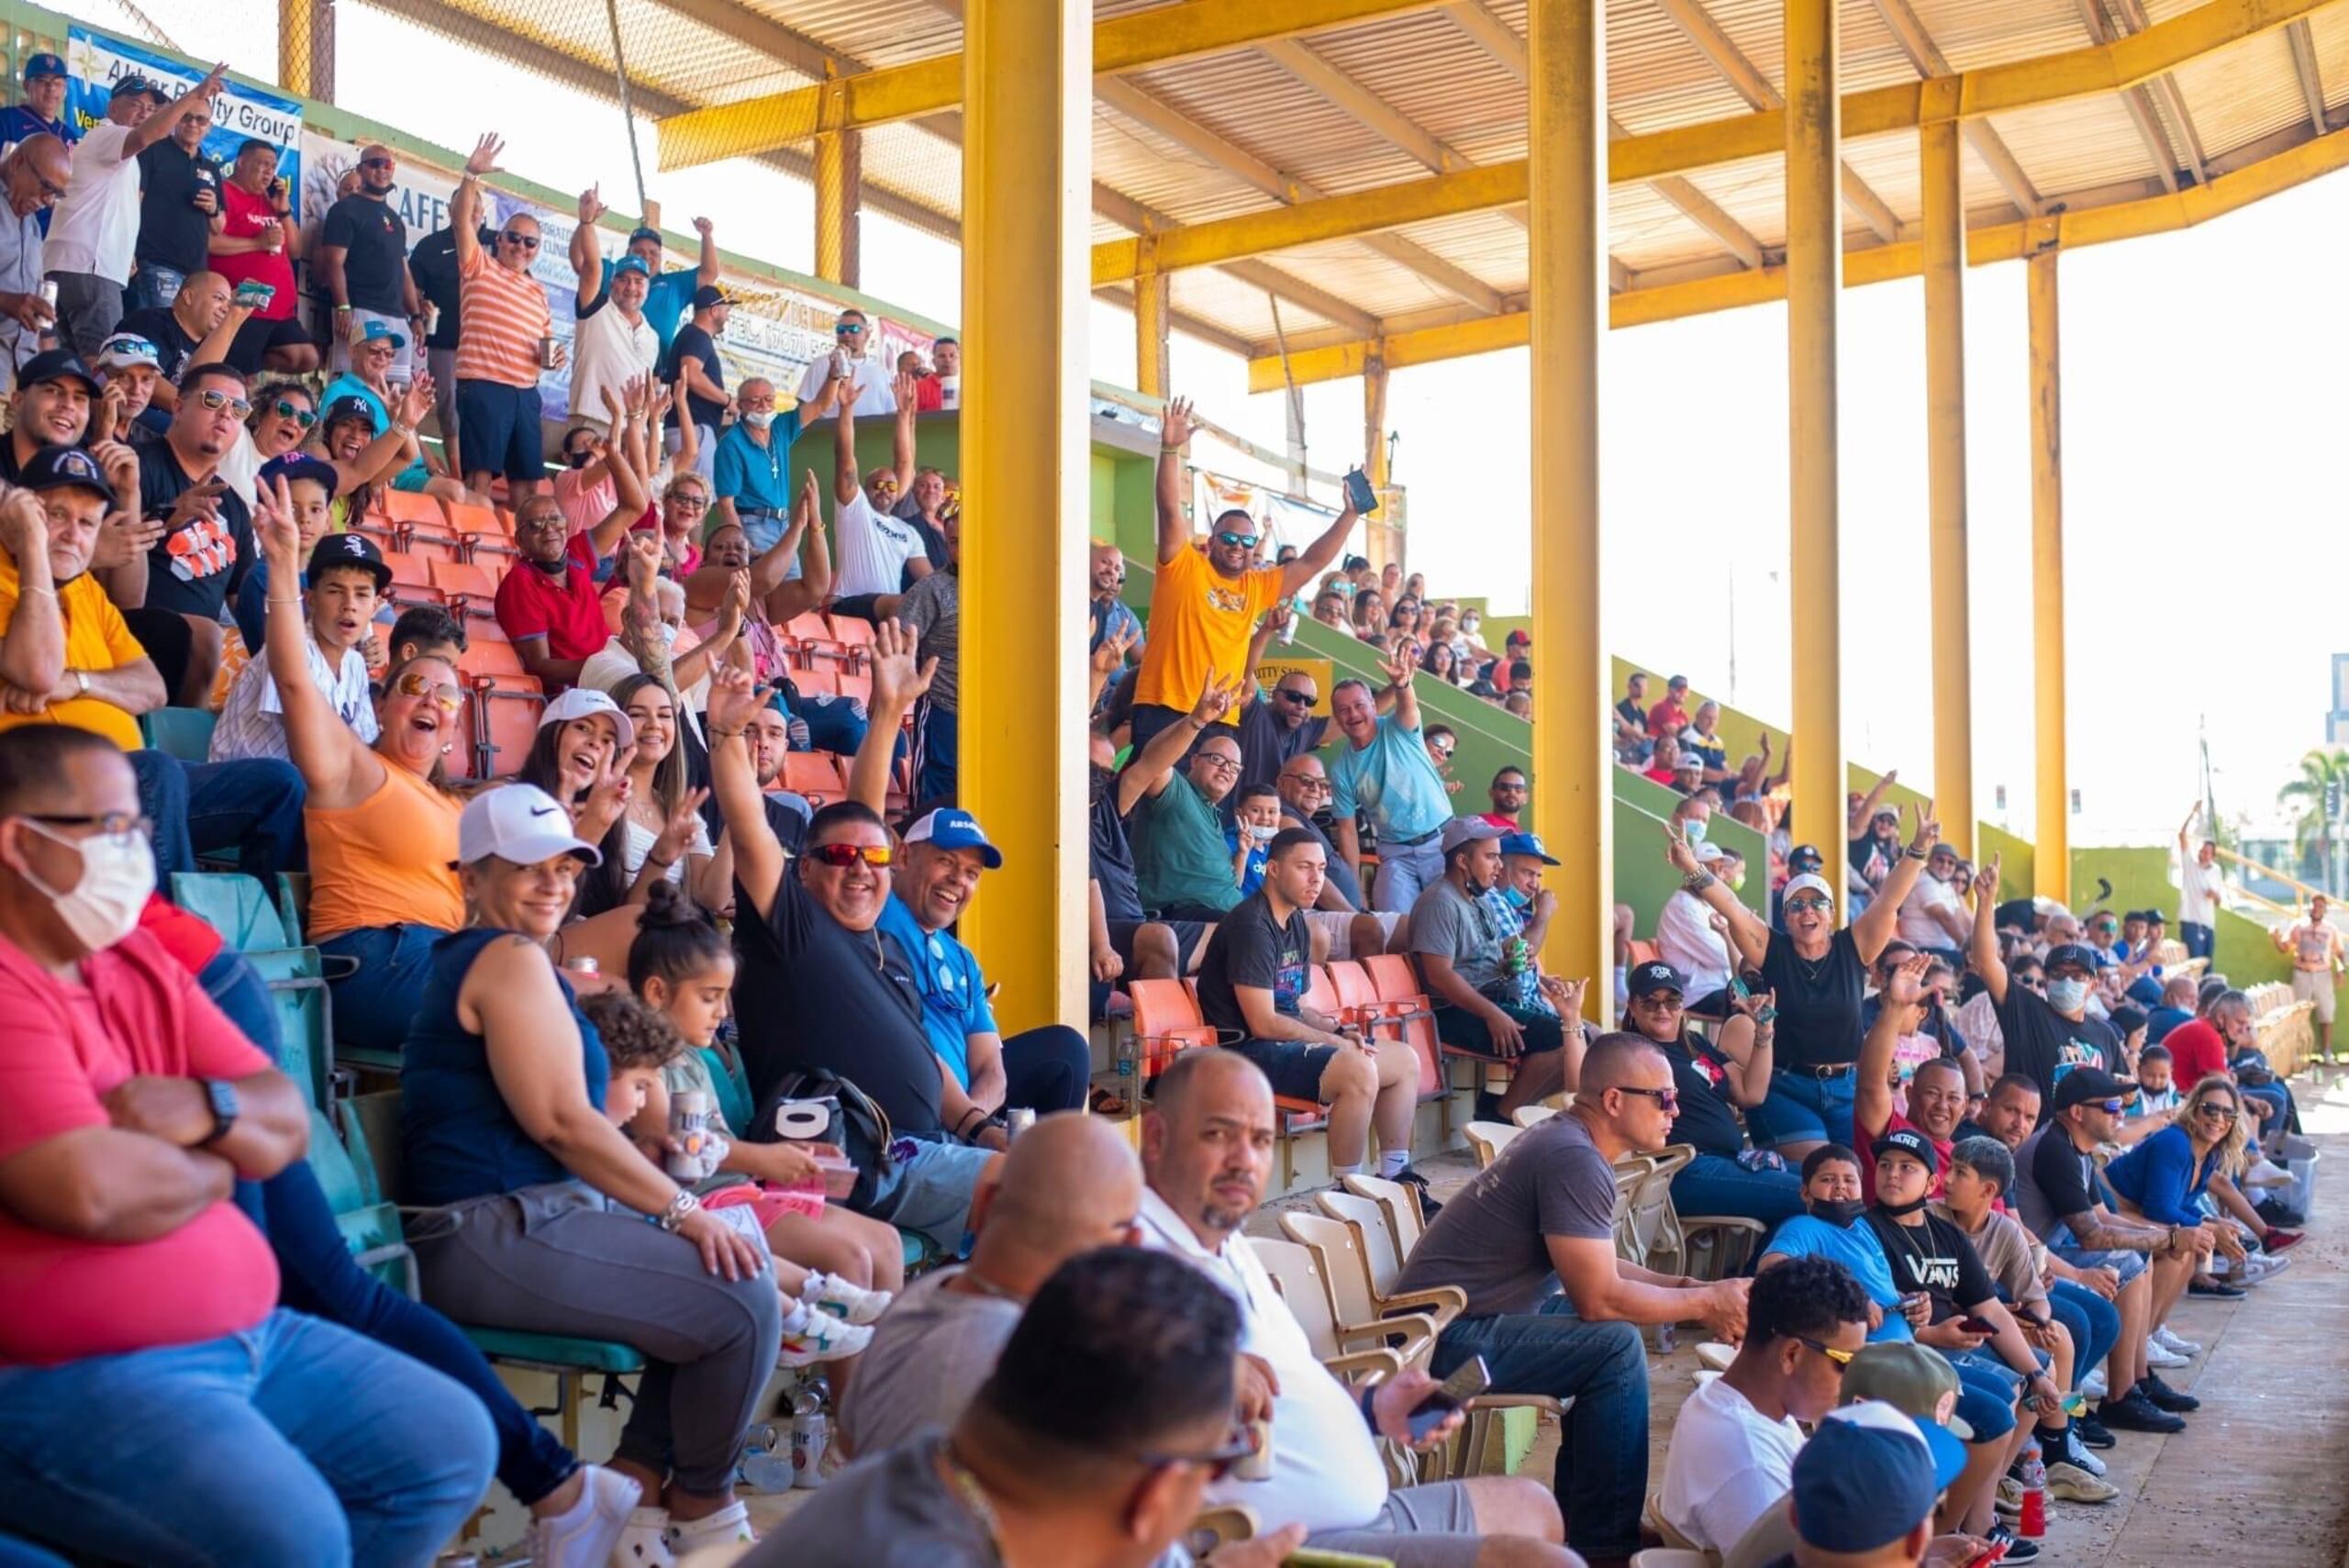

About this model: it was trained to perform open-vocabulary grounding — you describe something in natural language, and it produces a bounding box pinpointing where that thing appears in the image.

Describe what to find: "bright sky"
[84,0,2349,853]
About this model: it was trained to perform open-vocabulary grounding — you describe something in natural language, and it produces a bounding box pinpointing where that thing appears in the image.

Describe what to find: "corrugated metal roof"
[445,0,2349,353]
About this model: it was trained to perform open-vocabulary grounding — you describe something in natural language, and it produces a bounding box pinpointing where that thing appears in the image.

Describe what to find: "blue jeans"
[199,949,581,1507]
[1941,1352,2018,1441]
[1670,1151,1807,1232]
[2180,921,2214,961]
[2044,1222,2149,1286]
[1369,833,1445,915]
[0,1308,494,1567]
[1431,1300,1649,1560]
[318,922,451,1058]
[1001,1024,1093,1114]
[917,699,957,805]
[1746,1066,1857,1151]
[2047,1280,2120,1390]
[133,750,308,883]
[2239,1080,2295,1137]
[126,261,187,314]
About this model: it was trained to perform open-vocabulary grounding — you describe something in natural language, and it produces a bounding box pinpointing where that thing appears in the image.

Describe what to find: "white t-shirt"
[798,352,899,419]
[1656,888,1733,998]
[208,633,377,763]
[1657,1374,1805,1554]
[1897,873,1967,951]
[2179,856,2219,925]
[1137,1188,1389,1532]
[45,123,143,283]
[831,489,921,599]
[570,295,660,431]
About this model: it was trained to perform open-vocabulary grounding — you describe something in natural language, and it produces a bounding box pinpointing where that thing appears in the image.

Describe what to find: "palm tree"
[2277,748,2349,891]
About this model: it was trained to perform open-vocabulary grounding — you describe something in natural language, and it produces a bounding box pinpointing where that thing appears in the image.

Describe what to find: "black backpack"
[746,1066,896,1209]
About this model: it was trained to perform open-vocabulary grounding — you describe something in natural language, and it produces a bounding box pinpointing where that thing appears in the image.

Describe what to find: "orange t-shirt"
[1132,546,1285,715]
[304,762,464,941]
[0,550,148,751]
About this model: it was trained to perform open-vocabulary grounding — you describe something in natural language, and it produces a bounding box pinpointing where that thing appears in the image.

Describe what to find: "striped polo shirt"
[455,243,551,387]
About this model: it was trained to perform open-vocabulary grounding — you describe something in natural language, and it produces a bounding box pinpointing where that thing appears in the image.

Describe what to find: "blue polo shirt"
[711,413,802,516]
[1329,714,1452,843]
[874,891,996,1091]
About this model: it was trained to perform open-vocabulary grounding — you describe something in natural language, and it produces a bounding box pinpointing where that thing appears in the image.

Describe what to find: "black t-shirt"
[1614,696,1643,731]
[662,322,725,429]
[1758,926,1868,1071]
[117,306,199,384]
[731,873,941,1130]
[902,514,948,591]
[1658,1031,1746,1158]
[1993,986,2120,1107]
[409,226,484,351]
[136,441,253,621]
[321,194,410,315]
[2028,1124,2103,1227]
[1862,1207,1996,1320]
[1278,806,1365,911]
[1091,792,1145,924]
[1196,892,1309,1040]
[1234,695,1329,799]
[135,140,218,273]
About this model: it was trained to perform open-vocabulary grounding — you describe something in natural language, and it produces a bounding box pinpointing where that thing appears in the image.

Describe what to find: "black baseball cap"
[692,284,729,309]
[2043,942,2100,978]
[306,528,392,592]
[1789,842,1824,872]
[109,73,168,104]
[1870,1127,1940,1174]
[16,444,116,507]
[1628,961,1686,1000]
[2053,1067,2131,1114]
[18,347,98,397]
[260,451,340,500]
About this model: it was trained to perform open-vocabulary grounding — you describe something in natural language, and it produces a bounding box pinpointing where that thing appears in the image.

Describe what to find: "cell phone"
[1342,466,1379,516]
[1405,1355,1488,1441]
[235,281,276,308]
[1963,1540,2009,1568]
[268,175,287,197]
[1956,1315,1997,1335]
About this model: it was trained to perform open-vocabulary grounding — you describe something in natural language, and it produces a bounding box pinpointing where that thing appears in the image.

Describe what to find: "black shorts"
[828,592,885,623]
[228,314,313,373]
[1432,1003,1568,1060]
[454,377,545,483]
[1224,1039,1337,1103]
[1106,917,1209,973]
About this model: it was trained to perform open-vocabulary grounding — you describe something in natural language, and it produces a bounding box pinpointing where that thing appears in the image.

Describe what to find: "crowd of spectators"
[0,62,2320,1568]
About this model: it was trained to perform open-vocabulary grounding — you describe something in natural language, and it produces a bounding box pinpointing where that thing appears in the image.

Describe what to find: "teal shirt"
[1130,773,1243,916]
[1329,714,1452,842]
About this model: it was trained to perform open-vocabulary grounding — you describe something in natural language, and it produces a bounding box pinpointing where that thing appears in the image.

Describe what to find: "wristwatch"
[195,1077,239,1146]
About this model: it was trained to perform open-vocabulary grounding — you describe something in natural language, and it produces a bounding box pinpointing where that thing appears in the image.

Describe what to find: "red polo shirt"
[494,531,609,671]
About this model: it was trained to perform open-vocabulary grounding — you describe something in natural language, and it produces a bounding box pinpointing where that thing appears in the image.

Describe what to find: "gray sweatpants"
[1371,833,1446,914]
[47,270,122,362]
[409,1182,783,1495]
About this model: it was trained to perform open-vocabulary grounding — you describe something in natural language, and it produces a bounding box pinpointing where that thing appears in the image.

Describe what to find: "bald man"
[0,133,71,372]
[839,1113,1143,1459]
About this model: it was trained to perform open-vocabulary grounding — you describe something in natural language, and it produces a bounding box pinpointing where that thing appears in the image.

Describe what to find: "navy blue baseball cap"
[904,806,1001,869]
[17,444,116,507]
[1628,961,1686,1000]
[22,52,65,83]
[1498,831,1558,865]
[260,451,340,500]
[1789,1402,1960,1552]
[108,73,167,104]
[628,226,662,246]
[306,527,390,591]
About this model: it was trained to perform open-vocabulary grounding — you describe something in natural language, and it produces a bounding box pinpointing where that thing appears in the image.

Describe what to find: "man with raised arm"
[827,370,927,620]
[1328,649,1455,913]
[449,131,558,501]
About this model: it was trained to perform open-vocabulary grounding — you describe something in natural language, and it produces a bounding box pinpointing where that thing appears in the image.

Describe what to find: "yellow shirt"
[0,548,148,751]
[1132,545,1286,714]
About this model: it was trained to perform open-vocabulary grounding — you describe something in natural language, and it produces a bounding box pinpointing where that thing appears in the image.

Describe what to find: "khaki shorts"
[2293,966,2336,1024]
[1305,1481,1482,1567]
[1302,908,1404,961]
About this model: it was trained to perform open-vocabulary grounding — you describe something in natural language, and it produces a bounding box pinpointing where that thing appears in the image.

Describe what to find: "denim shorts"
[867,1134,994,1251]
[2044,1222,2150,1286]
[1225,1039,1337,1102]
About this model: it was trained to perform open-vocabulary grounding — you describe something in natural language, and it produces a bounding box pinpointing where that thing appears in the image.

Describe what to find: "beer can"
[563,955,599,975]
[667,1089,712,1181]
[422,301,440,338]
[37,279,56,311]
[1005,1107,1036,1140]
[538,335,559,369]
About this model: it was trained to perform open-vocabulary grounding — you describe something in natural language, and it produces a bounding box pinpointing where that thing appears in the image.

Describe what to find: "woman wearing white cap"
[403,782,780,1563]
[1666,800,1940,1160]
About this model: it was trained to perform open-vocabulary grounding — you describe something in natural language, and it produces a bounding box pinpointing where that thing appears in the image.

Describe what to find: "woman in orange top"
[255,469,466,1057]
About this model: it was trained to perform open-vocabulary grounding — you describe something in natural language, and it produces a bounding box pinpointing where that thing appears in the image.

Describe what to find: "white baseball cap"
[538,686,636,752]
[460,784,604,868]
[1784,872,1835,906]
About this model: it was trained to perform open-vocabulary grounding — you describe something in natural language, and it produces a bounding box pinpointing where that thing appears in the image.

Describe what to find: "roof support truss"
[1869,0,2043,217]
[2288,17,2331,134]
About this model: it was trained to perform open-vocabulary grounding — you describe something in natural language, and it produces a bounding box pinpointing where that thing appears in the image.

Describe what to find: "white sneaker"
[663,1500,755,1560]
[2244,1252,2294,1281]
[2244,1157,2294,1188]
[525,1464,640,1568]
[778,1312,874,1367]
[2143,1339,2190,1369]
[2047,1462,2120,1504]
[2152,1326,2201,1357]
[2079,1368,2108,1400]
[802,1270,894,1326]
[610,1505,675,1568]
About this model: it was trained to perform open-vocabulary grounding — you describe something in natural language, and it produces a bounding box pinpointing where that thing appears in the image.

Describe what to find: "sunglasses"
[836,322,865,335]
[1797,1335,1856,1369]
[1632,993,1685,1010]
[361,157,395,169]
[2194,1102,2239,1122]
[499,230,540,250]
[807,842,893,869]
[195,388,253,417]
[2088,1098,2126,1116]
[1215,531,1261,549]
[1617,1085,1679,1112]
[1137,1429,1260,1485]
[1785,896,1831,914]
[1282,775,1330,794]
[391,670,463,713]
[271,399,317,428]
[1275,689,1316,706]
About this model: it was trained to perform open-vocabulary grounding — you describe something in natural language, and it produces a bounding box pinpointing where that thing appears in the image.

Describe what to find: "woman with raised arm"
[1664,797,1938,1159]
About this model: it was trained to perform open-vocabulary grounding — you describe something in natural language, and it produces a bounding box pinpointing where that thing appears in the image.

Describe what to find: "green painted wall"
[1979,824,2036,906]
[1614,768,1766,916]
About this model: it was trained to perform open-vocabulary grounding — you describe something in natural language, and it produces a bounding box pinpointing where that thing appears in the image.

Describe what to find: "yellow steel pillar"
[1134,268,1170,400]
[1921,120,1972,859]
[813,122,863,290]
[278,0,331,100]
[2029,244,2069,903]
[1363,357,1393,570]
[1527,0,1609,1019]
[958,0,1090,1032]
[1786,0,1844,922]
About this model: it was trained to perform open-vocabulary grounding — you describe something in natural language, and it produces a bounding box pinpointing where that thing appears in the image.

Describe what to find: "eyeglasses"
[1784,896,1831,914]
[667,494,710,512]
[836,322,865,335]
[1136,1429,1260,1485]
[2194,1102,2239,1122]
[27,171,65,201]
[1194,751,1242,775]
[1275,689,1316,706]
[271,399,317,428]
[195,388,253,417]
[1617,1085,1679,1112]
[360,157,395,170]
[807,842,893,869]
[499,230,540,250]
[1796,1336,1856,1369]
[24,810,152,839]
[390,670,463,713]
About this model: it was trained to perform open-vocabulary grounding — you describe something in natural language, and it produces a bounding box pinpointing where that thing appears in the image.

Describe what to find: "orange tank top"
[305,762,464,941]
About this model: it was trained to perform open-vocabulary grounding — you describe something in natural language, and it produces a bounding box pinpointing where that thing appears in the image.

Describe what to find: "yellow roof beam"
[655,0,1444,170]
[1096,0,2337,288]
[1244,117,2349,389]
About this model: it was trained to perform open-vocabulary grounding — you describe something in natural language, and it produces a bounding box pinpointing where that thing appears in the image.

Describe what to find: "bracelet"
[333,304,351,314]
[655,1187,700,1233]
[267,595,302,605]
[18,584,54,597]
[1904,845,1929,862]
[707,726,743,740]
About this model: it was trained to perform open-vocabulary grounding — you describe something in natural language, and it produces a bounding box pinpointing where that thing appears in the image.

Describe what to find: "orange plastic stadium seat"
[458,637,526,681]
[405,527,462,564]
[782,752,845,805]
[381,489,449,533]
[471,674,545,776]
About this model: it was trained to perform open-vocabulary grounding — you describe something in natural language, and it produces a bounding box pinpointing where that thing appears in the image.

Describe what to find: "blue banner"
[64,27,305,217]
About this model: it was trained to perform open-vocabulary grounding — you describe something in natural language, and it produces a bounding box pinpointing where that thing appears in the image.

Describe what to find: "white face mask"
[2045,976,2089,1013]
[742,409,775,429]
[19,821,155,951]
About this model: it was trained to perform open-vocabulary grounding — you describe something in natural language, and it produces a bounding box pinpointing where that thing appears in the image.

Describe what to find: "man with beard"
[136,361,255,705]
[492,460,648,695]
[317,141,425,377]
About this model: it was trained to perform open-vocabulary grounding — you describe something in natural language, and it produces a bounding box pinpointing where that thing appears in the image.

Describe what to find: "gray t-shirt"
[1406,877,1508,995]
[742,1429,991,1567]
[839,1269,1021,1459]
[1392,1111,1618,1317]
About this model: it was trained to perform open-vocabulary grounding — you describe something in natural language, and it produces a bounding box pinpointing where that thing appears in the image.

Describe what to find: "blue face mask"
[2046,977,2089,1013]
[1501,885,1530,911]
[1682,817,1708,845]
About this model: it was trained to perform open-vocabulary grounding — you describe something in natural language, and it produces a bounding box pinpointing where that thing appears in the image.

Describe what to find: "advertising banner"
[1253,655,1334,717]
[67,28,303,214]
